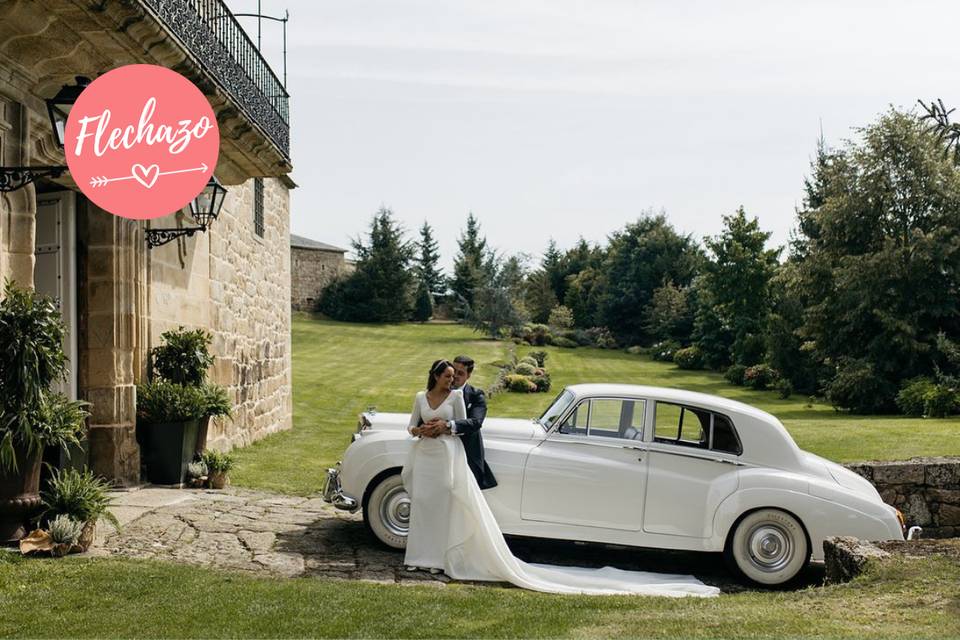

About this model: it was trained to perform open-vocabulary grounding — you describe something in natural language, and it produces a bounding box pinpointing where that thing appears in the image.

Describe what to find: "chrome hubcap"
[379,484,410,537]
[746,524,793,572]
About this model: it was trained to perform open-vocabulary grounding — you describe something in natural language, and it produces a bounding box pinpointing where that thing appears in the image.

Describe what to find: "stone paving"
[93,486,793,592]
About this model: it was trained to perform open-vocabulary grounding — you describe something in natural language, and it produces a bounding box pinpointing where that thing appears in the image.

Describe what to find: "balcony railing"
[140,0,290,159]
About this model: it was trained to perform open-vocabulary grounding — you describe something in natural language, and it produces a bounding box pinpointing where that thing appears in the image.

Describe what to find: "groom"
[420,355,498,490]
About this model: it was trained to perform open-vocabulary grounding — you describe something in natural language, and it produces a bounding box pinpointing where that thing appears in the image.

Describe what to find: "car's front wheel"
[725,508,809,586]
[363,473,409,549]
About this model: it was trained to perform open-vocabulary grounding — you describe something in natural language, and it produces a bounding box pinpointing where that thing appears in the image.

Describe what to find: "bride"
[402,359,719,597]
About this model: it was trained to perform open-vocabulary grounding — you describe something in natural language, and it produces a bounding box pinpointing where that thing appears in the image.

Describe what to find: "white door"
[34,192,77,400]
[520,398,648,531]
[642,401,741,538]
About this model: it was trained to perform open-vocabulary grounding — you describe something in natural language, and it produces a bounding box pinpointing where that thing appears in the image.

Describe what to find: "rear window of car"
[653,401,742,455]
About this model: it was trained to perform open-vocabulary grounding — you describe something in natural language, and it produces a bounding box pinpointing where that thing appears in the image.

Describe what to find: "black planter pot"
[0,443,43,543]
[138,420,200,485]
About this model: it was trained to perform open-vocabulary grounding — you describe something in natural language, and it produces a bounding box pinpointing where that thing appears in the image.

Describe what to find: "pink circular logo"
[65,64,219,220]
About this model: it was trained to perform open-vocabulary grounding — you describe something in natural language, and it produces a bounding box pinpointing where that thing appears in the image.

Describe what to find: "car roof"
[565,383,779,423]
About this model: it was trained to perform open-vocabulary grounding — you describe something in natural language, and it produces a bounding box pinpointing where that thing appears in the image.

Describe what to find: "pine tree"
[451,212,490,311]
[413,279,434,322]
[416,221,445,297]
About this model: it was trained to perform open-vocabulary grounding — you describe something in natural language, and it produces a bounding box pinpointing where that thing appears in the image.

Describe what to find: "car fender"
[339,431,411,500]
[712,473,903,561]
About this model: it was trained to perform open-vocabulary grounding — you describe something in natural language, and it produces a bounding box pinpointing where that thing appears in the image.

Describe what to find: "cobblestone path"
[96,487,789,591]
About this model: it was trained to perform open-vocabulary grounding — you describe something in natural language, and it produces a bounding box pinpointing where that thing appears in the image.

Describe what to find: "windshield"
[538,389,575,429]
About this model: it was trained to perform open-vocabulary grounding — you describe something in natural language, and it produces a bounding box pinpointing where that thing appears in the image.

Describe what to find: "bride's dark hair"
[427,359,453,391]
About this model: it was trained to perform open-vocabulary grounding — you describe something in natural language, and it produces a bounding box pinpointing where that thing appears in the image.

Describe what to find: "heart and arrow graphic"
[88,162,209,189]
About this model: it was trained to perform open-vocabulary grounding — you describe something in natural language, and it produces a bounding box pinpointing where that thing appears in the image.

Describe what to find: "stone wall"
[290,246,347,311]
[146,177,292,453]
[846,457,960,538]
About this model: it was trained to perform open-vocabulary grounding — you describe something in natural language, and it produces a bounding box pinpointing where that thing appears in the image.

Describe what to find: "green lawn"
[1,552,957,639]
[232,315,960,496]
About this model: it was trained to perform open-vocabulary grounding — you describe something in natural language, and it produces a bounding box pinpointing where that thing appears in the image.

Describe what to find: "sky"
[227,0,960,269]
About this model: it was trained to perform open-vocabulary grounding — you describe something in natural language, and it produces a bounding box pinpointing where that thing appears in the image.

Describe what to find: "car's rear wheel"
[725,508,809,586]
[363,473,409,549]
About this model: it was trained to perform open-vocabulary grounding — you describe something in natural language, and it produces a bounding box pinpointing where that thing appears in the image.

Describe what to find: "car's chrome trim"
[544,434,647,451]
[321,465,359,512]
[647,446,747,466]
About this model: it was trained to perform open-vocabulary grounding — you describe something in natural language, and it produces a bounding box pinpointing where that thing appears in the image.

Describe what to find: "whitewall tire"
[363,473,409,549]
[726,509,809,586]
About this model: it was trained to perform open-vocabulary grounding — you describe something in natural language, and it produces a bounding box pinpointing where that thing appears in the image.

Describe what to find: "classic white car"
[323,384,905,585]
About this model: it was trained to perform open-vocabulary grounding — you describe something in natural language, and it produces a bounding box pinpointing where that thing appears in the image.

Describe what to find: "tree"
[467,255,528,339]
[412,279,433,322]
[643,279,694,343]
[698,207,781,366]
[790,108,960,412]
[451,213,491,312]
[318,207,415,322]
[523,269,557,323]
[416,221,445,298]
[599,214,702,344]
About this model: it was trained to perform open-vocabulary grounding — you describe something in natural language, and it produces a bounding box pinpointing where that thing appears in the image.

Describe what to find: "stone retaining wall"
[845,457,960,538]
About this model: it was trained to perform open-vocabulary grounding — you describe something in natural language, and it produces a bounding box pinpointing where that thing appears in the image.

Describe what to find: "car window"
[539,390,575,429]
[654,401,741,455]
[558,398,645,440]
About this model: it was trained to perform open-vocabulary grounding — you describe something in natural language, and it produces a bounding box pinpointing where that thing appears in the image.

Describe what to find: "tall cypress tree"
[416,221,445,297]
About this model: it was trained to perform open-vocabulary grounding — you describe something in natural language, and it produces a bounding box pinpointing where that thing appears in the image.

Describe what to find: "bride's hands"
[418,419,449,438]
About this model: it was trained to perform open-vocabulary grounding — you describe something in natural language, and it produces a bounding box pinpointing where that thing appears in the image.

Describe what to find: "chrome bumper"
[322,464,359,512]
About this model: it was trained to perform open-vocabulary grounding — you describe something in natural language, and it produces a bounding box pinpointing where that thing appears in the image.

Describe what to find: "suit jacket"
[452,384,498,490]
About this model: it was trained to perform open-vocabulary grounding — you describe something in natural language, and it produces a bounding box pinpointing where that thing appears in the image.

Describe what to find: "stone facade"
[0,0,294,484]
[846,457,960,538]
[290,235,349,311]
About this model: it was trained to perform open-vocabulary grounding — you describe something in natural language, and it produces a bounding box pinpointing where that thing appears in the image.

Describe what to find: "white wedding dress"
[401,389,720,597]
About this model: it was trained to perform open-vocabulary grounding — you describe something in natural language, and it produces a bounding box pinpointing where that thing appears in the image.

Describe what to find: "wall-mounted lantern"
[145,176,228,248]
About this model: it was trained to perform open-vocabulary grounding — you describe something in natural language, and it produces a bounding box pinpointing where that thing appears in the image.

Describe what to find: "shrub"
[518,356,539,368]
[673,346,704,370]
[519,323,551,346]
[650,340,681,362]
[825,359,896,414]
[744,364,780,390]
[137,380,207,423]
[626,345,646,355]
[513,363,536,376]
[550,337,578,349]
[896,377,935,416]
[48,514,83,546]
[586,327,618,349]
[570,329,593,346]
[504,374,538,393]
[776,378,793,399]
[724,364,747,386]
[201,450,235,474]
[924,385,959,418]
[530,372,552,392]
[528,351,548,367]
[150,326,214,385]
[40,467,119,530]
[547,305,574,330]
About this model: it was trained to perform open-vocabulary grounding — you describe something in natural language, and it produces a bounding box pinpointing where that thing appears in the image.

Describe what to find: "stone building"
[0,0,294,484]
[290,234,349,311]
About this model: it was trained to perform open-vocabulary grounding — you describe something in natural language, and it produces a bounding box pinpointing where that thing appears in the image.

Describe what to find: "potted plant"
[186,460,208,488]
[0,280,88,542]
[48,514,83,557]
[201,450,235,489]
[147,327,231,458]
[39,466,119,551]
[136,380,206,485]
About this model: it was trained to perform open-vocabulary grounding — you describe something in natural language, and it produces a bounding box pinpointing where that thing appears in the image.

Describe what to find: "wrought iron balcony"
[141,0,290,158]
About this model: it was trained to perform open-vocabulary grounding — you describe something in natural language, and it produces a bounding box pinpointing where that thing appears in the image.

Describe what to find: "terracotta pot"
[78,520,96,552]
[208,471,229,490]
[0,443,43,543]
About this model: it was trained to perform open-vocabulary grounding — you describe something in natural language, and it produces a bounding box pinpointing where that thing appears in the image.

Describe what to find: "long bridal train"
[401,436,720,597]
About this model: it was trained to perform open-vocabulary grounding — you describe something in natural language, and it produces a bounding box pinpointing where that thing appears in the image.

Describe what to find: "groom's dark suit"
[452,384,498,490]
